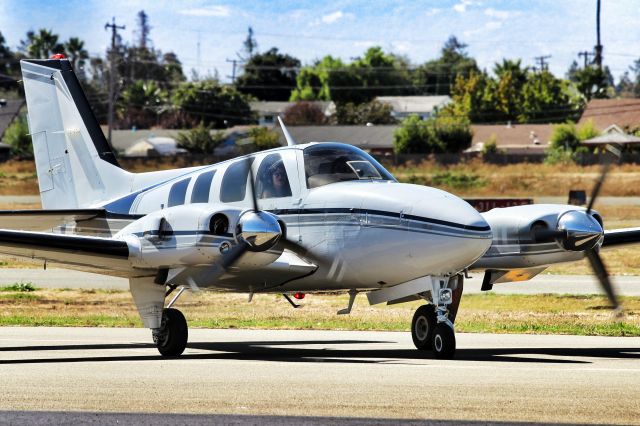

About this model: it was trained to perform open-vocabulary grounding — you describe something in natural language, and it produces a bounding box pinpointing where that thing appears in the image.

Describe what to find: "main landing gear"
[410,274,463,359]
[152,308,188,356]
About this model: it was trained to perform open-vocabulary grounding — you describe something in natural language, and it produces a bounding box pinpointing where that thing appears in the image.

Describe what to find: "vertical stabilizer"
[20,59,132,209]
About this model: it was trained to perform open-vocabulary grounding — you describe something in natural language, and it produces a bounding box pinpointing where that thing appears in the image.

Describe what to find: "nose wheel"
[152,308,188,356]
[432,322,456,359]
[411,305,437,350]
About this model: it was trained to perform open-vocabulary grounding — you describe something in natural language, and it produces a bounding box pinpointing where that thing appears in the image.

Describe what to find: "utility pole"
[226,58,239,83]
[578,51,594,67]
[534,55,551,72]
[594,0,603,69]
[105,17,125,148]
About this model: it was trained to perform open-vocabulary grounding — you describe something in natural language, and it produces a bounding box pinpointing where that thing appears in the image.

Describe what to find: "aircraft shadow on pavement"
[1,339,639,365]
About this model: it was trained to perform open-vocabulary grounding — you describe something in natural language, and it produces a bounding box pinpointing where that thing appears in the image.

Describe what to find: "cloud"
[179,5,230,17]
[453,0,481,13]
[463,20,503,37]
[426,8,442,17]
[322,11,345,24]
[484,8,519,20]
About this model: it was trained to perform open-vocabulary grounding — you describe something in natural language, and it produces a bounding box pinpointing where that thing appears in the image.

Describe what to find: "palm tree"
[25,29,64,58]
[64,37,89,74]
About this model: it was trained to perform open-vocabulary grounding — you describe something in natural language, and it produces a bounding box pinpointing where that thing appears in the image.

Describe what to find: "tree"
[283,102,327,125]
[334,100,397,124]
[292,47,411,104]
[447,63,579,124]
[243,27,257,59]
[235,47,300,101]
[567,63,613,100]
[64,37,89,78]
[117,80,168,128]
[546,119,599,164]
[248,126,281,152]
[0,31,20,89]
[172,80,254,128]
[2,115,32,158]
[393,112,472,154]
[393,115,441,154]
[21,29,64,58]
[136,10,152,49]
[413,36,479,95]
[176,122,224,154]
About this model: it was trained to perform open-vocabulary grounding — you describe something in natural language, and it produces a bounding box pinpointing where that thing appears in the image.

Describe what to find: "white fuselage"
[106,144,492,292]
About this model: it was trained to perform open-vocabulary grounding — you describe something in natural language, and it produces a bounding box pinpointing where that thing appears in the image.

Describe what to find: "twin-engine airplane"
[2,58,639,358]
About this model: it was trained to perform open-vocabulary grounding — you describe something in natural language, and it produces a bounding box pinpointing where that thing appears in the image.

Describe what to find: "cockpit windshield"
[303,144,396,188]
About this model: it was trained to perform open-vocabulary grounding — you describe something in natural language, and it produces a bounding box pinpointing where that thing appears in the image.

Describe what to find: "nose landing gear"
[410,274,463,359]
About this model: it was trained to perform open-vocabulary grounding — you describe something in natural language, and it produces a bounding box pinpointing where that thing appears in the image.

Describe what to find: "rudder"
[20,59,131,209]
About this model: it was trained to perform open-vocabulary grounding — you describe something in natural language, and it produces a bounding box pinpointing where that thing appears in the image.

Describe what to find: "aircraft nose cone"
[557,210,603,251]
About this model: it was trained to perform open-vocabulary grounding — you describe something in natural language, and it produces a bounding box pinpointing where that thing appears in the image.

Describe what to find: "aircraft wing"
[0,228,132,273]
[602,227,640,248]
[0,209,105,231]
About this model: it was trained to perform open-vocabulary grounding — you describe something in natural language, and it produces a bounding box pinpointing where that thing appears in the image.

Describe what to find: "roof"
[581,124,640,145]
[578,99,640,130]
[278,125,397,150]
[250,101,336,116]
[0,99,25,140]
[375,96,451,114]
[123,136,187,157]
[466,124,553,154]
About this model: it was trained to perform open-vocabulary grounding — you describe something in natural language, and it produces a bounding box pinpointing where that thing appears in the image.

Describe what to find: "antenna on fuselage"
[278,116,297,146]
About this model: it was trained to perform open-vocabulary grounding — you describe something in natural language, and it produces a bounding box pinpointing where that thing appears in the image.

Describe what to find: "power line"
[105,17,125,148]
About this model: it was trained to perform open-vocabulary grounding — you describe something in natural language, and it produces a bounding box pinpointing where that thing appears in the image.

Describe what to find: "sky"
[1,0,639,83]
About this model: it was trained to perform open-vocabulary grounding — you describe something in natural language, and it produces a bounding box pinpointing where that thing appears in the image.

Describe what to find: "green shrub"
[2,114,32,158]
[176,122,224,154]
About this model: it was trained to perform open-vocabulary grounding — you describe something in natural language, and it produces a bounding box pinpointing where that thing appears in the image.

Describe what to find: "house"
[277,125,397,156]
[103,126,256,157]
[465,123,553,155]
[250,101,336,126]
[123,136,187,157]
[375,96,451,120]
[578,99,640,131]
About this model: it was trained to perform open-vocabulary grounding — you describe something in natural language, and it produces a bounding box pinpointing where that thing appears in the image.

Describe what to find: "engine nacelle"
[117,204,244,269]
[473,204,603,270]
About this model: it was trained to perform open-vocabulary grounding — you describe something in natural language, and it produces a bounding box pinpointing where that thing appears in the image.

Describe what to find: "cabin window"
[220,159,253,202]
[256,154,292,199]
[190,170,215,203]
[168,178,190,207]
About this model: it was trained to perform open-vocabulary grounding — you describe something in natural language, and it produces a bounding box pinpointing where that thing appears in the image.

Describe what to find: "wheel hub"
[415,316,429,341]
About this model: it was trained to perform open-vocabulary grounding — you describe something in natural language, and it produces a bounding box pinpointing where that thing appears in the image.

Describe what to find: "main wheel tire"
[154,308,188,357]
[432,323,456,359]
[411,305,437,350]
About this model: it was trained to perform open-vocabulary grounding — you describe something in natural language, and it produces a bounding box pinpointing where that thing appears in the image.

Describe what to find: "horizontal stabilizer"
[0,209,105,231]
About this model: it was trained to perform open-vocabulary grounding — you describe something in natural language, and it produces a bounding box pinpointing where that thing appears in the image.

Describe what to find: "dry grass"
[390,159,640,197]
[4,158,640,197]
[1,289,639,336]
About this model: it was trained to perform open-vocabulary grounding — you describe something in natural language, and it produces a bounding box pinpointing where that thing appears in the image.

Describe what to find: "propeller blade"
[586,143,621,214]
[585,248,620,310]
[220,240,250,269]
[245,157,259,212]
[586,162,610,214]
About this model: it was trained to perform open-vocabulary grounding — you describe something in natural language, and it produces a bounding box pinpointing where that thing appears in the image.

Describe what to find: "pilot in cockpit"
[259,159,292,199]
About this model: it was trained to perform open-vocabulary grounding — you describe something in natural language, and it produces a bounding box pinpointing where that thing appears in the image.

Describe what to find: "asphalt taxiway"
[0,328,638,424]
